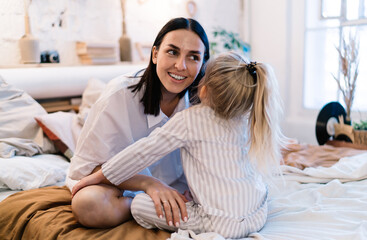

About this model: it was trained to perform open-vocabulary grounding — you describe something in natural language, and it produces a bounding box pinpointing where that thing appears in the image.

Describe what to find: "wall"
[0,0,242,66]
[1,0,341,144]
[246,0,319,144]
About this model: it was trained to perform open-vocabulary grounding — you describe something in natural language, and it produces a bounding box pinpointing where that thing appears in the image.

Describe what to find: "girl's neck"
[160,91,180,117]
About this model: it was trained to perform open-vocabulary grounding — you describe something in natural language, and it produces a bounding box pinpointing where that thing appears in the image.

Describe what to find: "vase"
[19,33,40,64]
[119,34,132,62]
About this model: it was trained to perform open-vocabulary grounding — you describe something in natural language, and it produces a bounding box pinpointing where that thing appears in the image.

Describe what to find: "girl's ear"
[152,46,158,64]
[199,85,207,101]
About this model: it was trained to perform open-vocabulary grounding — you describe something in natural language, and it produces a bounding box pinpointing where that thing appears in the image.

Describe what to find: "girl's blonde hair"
[199,51,285,176]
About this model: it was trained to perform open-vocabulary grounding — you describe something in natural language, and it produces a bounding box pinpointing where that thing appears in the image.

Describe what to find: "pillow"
[35,78,106,159]
[77,78,107,125]
[35,112,82,160]
[0,76,56,157]
[0,154,69,190]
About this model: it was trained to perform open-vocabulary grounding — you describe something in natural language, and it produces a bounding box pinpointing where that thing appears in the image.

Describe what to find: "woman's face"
[152,29,205,96]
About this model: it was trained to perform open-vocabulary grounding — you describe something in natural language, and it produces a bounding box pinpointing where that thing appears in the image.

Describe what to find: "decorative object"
[334,115,354,143]
[19,0,40,64]
[186,0,197,18]
[353,119,367,146]
[210,27,250,59]
[119,0,132,62]
[135,42,151,62]
[333,31,359,124]
[40,50,60,63]
[76,41,119,65]
[353,119,367,130]
[315,101,348,145]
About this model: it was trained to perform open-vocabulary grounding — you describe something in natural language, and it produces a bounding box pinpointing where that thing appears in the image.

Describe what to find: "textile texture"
[0,186,170,240]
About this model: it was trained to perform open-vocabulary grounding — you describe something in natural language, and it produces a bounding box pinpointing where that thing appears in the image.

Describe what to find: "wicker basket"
[353,130,367,145]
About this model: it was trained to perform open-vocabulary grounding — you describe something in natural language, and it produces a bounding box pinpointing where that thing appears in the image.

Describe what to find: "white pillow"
[0,76,56,156]
[0,154,69,190]
[34,78,106,160]
[78,78,107,125]
[35,112,82,158]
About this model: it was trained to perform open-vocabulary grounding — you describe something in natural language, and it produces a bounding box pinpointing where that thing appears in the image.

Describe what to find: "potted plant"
[210,28,250,59]
[353,119,367,145]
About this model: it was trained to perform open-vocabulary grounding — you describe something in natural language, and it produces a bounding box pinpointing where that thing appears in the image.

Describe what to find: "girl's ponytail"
[247,63,285,177]
[199,51,285,179]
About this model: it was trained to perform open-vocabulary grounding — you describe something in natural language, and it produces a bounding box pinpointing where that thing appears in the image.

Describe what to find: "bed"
[0,65,367,240]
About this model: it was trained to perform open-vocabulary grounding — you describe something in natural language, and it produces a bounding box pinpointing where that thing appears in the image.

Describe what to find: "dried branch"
[333,31,359,122]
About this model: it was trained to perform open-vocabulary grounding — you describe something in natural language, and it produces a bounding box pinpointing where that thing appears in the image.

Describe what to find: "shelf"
[0,61,148,69]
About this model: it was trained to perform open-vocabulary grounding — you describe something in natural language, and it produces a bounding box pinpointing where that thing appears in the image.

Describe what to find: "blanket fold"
[0,186,170,240]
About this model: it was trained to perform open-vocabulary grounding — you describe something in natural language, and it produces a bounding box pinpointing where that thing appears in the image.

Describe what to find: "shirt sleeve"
[68,78,135,180]
[102,111,187,185]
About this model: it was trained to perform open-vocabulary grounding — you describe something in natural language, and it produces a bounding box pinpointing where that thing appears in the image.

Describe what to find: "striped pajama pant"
[131,193,268,239]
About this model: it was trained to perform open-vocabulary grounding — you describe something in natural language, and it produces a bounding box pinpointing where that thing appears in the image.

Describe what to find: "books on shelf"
[78,55,118,65]
[76,41,119,65]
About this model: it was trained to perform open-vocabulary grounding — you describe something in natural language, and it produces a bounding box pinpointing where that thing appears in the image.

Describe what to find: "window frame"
[302,0,367,113]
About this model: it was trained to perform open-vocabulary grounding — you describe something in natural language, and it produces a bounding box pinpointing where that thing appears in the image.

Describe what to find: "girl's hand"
[145,179,188,227]
[71,169,107,197]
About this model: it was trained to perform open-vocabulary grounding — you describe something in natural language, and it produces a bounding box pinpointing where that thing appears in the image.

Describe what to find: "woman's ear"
[152,46,158,64]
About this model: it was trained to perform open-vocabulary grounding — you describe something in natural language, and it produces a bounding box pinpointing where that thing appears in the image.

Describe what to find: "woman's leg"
[71,184,132,228]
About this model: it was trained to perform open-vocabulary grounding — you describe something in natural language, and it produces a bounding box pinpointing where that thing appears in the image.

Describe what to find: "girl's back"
[180,104,267,220]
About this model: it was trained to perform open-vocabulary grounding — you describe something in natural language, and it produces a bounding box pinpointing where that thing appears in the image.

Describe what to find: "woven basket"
[353,130,367,145]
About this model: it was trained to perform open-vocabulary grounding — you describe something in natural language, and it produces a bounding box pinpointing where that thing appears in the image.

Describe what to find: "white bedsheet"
[0,189,19,202]
[170,153,367,240]
[246,178,367,240]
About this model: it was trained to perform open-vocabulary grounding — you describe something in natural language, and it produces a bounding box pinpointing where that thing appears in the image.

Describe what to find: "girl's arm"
[102,111,187,185]
[103,111,188,226]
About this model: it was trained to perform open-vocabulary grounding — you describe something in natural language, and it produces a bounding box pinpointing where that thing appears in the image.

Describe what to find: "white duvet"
[0,154,69,191]
[170,153,367,240]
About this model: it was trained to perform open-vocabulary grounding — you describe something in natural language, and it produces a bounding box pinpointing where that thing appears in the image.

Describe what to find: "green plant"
[353,119,367,130]
[210,28,251,58]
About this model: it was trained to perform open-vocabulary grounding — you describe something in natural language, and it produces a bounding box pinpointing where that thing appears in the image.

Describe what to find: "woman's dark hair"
[129,17,210,116]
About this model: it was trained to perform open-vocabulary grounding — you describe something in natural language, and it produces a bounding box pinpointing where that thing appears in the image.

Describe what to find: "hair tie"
[246,61,257,83]
[246,62,257,75]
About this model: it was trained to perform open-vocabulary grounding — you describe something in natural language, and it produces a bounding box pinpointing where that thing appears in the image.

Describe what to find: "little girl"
[72,51,285,238]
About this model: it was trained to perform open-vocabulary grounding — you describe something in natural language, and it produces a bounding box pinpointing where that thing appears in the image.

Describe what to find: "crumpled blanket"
[0,138,43,158]
[0,186,170,240]
[282,143,367,169]
[168,229,225,240]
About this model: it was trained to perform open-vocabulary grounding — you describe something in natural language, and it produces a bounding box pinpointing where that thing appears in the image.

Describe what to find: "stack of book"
[76,41,119,65]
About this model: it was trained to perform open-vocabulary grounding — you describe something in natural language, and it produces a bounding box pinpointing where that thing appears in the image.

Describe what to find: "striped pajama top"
[102,104,268,220]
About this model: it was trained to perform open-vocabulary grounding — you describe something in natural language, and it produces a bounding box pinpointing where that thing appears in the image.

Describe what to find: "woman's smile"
[168,72,187,82]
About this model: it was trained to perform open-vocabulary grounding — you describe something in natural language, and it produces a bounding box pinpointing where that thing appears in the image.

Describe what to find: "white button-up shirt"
[66,74,190,191]
[102,104,267,220]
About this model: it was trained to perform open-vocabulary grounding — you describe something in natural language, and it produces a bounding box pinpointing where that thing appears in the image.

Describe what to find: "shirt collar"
[147,91,190,129]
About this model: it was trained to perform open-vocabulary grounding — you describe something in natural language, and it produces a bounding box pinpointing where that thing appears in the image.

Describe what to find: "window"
[304,0,367,112]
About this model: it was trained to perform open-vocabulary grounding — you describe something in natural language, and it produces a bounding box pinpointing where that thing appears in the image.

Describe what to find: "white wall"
[246,0,319,144]
[1,0,341,144]
[0,0,242,66]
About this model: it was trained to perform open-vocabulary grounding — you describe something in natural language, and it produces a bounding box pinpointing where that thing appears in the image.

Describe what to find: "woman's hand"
[144,179,189,227]
[71,169,107,197]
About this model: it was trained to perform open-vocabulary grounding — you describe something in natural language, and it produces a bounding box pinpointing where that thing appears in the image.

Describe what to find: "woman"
[67,17,210,228]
